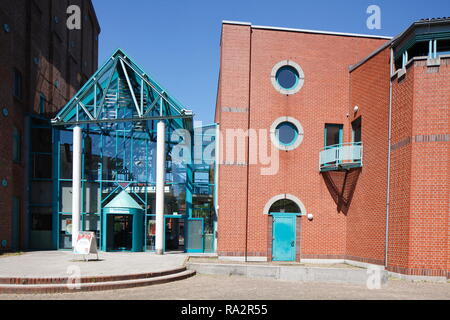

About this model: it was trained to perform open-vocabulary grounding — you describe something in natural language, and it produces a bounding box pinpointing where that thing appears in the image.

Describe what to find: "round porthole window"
[276,66,299,90]
[276,122,298,146]
[270,117,304,151]
[271,60,304,95]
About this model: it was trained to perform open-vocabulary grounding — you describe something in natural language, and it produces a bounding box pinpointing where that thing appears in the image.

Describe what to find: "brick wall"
[0,0,100,251]
[216,22,448,278]
[347,47,391,266]
[216,24,251,256]
[216,22,388,259]
[405,58,449,276]
[377,57,449,277]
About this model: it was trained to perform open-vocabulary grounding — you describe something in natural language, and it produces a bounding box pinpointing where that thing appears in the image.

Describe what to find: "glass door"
[186,218,204,253]
[107,215,133,251]
[165,217,185,252]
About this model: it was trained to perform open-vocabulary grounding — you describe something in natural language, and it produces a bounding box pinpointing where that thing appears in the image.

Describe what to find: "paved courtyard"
[1,274,449,300]
[0,251,186,277]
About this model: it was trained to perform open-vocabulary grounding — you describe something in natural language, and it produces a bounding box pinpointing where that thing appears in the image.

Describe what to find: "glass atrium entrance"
[50,49,217,254]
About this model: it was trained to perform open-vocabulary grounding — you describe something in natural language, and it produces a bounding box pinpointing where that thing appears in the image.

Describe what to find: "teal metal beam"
[52,114,193,126]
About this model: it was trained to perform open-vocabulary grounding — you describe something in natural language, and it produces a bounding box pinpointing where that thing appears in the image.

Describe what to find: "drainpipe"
[244,28,253,262]
[214,124,220,252]
[71,125,82,248]
[385,48,394,268]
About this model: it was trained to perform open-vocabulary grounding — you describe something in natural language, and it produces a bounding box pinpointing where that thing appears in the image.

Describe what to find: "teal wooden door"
[272,214,296,261]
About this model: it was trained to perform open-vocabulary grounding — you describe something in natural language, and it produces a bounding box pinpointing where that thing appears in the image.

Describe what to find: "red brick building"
[215,19,449,279]
[0,0,100,250]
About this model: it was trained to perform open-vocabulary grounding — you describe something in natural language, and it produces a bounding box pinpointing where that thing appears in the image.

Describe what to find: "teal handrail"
[319,142,363,171]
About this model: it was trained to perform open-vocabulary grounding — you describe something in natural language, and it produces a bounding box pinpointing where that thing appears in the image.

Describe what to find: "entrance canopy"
[51,49,193,132]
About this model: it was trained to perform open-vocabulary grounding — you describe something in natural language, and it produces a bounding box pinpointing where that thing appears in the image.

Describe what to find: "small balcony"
[319,142,363,172]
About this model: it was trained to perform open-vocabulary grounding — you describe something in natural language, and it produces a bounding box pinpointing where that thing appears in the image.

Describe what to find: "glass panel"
[437,39,450,56]
[32,154,52,179]
[325,124,342,147]
[84,182,101,213]
[186,220,203,251]
[269,199,301,213]
[108,215,132,251]
[31,181,52,205]
[165,218,184,251]
[352,118,362,143]
[276,122,298,145]
[276,66,298,89]
[60,181,73,213]
[59,215,72,249]
[194,171,209,184]
[146,217,156,251]
[31,207,52,231]
[204,233,214,252]
[39,94,46,114]
[31,127,52,153]
[59,130,73,179]
[102,133,117,181]
[165,184,186,215]
[83,214,100,248]
[84,131,101,181]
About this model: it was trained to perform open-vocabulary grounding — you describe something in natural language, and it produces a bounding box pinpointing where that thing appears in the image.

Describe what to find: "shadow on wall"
[321,168,361,214]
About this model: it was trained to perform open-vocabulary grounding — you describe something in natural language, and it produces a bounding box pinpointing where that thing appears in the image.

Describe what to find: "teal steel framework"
[48,49,217,253]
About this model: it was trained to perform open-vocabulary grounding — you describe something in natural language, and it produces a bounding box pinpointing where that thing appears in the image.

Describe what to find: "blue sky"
[92,0,450,123]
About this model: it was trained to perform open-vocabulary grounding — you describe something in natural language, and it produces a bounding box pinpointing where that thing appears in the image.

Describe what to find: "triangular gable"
[104,190,143,210]
[51,49,193,131]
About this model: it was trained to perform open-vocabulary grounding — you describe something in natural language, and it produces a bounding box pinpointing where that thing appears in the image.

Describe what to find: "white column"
[155,121,166,254]
[71,126,82,248]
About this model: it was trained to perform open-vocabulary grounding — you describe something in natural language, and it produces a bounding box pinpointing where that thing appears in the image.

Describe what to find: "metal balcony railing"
[319,142,363,172]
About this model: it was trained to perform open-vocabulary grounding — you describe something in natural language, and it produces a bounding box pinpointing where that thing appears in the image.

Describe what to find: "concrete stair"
[0,267,195,294]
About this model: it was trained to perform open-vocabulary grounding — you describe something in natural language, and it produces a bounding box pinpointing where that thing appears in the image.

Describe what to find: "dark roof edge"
[392,18,450,47]
[87,0,101,33]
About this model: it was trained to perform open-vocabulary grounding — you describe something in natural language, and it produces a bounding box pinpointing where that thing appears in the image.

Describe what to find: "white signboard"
[73,232,98,259]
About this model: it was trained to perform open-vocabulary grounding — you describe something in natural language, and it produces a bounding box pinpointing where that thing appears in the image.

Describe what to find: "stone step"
[0,269,195,294]
[0,266,187,286]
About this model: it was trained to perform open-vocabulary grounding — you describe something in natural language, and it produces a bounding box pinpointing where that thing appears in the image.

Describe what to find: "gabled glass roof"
[51,49,193,131]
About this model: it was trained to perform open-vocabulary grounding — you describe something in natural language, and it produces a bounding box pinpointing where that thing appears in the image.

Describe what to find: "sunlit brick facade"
[215,19,449,279]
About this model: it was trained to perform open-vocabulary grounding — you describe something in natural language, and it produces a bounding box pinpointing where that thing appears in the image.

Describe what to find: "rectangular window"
[13,68,22,99]
[39,93,46,114]
[324,124,343,147]
[13,127,21,162]
[352,117,362,143]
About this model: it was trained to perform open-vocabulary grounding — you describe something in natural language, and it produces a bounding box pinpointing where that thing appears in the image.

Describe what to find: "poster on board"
[73,231,98,258]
